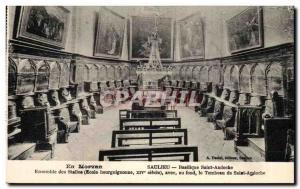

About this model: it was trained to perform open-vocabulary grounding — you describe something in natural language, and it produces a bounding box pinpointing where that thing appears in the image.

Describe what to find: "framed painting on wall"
[16,6,70,49]
[227,7,263,53]
[130,16,174,61]
[94,7,126,59]
[178,14,205,60]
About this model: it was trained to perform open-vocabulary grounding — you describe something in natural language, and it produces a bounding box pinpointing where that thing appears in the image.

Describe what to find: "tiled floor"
[53,103,240,161]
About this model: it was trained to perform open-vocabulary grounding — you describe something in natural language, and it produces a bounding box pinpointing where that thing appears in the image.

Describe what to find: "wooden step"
[236,146,265,162]
[8,143,36,160]
[248,138,265,157]
[27,150,52,160]
[8,128,22,139]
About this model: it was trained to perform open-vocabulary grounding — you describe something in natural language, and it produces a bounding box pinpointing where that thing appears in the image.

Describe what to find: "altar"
[137,70,172,90]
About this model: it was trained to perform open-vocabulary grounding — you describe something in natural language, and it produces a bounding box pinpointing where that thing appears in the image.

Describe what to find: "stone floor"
[53,103,240,161]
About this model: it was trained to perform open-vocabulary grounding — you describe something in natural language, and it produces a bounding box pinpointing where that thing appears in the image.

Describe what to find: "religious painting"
[16,6,70,49]
[94,7,126,59]
[178,14,205,60]
[227,7,263,53]
[130,16,174,60]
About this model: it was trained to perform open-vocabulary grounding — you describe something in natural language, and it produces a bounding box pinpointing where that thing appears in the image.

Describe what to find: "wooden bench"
[99,145,198,161]
[111,128,188,147]
[119,117,181,130]
[119,109,177,120]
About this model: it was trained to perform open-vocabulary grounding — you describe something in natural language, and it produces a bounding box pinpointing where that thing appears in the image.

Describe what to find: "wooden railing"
[119,117,181,130]
[99,145,198,161]
[111,128,188,147]
[119,109,177,119]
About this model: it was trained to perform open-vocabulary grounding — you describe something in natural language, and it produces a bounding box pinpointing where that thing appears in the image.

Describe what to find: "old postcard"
[6,5,295,184]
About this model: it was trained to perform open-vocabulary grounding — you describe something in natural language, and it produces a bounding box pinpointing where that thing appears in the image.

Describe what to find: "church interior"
[7,6,295,162]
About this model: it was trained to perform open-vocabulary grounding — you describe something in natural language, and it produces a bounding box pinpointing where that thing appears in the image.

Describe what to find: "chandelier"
[136,13,170,73]
[136,12,172,90]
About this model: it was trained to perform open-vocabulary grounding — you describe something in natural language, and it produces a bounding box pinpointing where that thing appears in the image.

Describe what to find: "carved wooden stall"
[58,61,72,103]
[115,66,123,90]
[77,63,92,123]
[52,60,82,143]
[9,56,56,160]
[82,64,98,118]
[98,64,108,97]
[84,64,99,93]
[102,65,116,107]
[230,44,294,162]
[191,66,201,110]
[8,59,22,159]
[206,65,229,124]
[121,65,131,100]
[213,65,239,137]
[88,64,101,115]
[8,58,21,147]
[262,62,291,161]
[184,66,194,105]
[70,62,85,98]
[198,66,215,116]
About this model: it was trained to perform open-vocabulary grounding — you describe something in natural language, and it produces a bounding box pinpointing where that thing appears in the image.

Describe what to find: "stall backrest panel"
[75,64,84,83]
[266,63,284,96]
[8,58,17,96]
[199,66,208,83]
[99,65,107,81]
[48,61,61,90]
[223,66,231,89]
[209,66,220,85]
[107,66,115,80]
[251,64,267,95]
[239,65,251,93]
[83,65,90,82]
[59,62,70,88]
[90,64,98,82]
[192,66,201,81]
[16,58,36,95]
[230,65,239,90]
[122,66,130,80]
[35,60,49,92]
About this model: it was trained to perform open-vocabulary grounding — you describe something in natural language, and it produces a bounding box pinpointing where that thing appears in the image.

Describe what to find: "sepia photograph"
[5,4,295,184]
